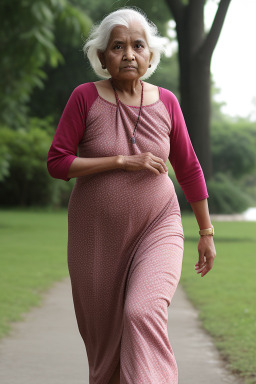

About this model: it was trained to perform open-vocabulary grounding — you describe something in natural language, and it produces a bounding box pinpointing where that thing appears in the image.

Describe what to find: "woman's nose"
[123,46,135,60]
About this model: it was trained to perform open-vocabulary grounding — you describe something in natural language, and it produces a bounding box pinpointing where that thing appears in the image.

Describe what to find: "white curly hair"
[83,7,168,80]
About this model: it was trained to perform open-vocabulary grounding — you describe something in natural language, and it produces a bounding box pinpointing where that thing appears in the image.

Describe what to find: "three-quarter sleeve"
[47,82,98,181]
[160,87,209,203]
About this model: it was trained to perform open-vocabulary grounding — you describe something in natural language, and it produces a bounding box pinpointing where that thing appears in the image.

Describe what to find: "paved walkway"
[0,277,243,384]
[210,208,256,222]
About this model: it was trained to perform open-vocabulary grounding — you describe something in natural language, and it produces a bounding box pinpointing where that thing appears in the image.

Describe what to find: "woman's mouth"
[122,65,136,69]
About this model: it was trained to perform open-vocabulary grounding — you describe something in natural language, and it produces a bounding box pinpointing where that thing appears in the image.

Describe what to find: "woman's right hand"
[117,152,168,175]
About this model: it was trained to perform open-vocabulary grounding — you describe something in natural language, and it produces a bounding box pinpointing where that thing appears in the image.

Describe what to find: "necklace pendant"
[109,78,142,146]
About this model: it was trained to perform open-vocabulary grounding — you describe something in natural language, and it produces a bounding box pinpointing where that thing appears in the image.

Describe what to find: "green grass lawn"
[0,209,255,383]
[180,215,256,384]
[0,209,69,338]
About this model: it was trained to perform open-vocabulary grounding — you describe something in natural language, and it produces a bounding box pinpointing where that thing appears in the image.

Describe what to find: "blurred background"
[0,0,255,214]
[0,0,256,382]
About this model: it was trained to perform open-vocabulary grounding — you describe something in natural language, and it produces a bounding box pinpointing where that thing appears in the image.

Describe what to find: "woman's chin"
[112,71,145,80]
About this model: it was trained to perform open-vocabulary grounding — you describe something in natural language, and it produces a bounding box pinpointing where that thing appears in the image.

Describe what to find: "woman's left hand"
[195,236,216,277]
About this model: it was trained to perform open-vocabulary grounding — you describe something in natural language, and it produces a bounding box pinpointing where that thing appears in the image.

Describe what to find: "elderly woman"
[47,7,216,384]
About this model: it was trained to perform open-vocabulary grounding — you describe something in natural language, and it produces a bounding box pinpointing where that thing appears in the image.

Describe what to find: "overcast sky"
[205,0,256,120]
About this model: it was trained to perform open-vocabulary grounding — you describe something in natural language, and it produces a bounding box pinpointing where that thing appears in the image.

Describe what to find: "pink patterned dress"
[47,82,208,384]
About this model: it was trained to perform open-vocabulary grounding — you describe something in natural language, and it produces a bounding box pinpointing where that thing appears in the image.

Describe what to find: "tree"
[29,2,92,122]
[164,0,232,179]
[0,0,62,128]
[0,0,91,129]
[29,0,179,122]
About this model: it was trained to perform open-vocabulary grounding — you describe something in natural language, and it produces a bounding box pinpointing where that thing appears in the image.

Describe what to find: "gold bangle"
[199,225,214,236]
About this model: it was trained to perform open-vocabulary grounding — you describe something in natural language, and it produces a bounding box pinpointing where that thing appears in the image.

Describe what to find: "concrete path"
[0,277,243,384]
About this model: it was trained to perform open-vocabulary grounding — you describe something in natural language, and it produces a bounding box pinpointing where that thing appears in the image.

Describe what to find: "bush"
[211,120,256,178]
[0,140,10,182]
[209,119,256,213]
[170,171,252,214]
[171,176,192,212]
[0,123,51,206]
[0,118,74,207]
[207,173,252,214]
[49,178,75,208]
[238,173,256,203]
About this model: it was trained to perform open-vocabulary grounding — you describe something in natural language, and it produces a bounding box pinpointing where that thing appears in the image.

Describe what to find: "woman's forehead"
[108,23,147,43]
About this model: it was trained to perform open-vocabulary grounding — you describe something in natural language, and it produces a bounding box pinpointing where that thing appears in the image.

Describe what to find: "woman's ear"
[97,51,106,69]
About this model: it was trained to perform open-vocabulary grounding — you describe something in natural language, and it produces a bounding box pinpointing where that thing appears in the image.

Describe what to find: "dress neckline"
[92,82,162,109]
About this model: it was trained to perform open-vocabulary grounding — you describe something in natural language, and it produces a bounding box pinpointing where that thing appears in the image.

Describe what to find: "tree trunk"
[180,48,212,180]
[165,0,232,181]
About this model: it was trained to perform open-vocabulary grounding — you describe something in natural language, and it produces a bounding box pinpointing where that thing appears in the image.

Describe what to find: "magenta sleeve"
[47,82,98,181]
[159,87,209,203]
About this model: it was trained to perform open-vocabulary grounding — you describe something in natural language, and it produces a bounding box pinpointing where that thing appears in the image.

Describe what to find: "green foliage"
[0,0,91,128]
[206,118,256,213]
[56,3,91,46]
[0,121,52,206]
[0,140,10,182]
[49,178,75,208]
[239,173,256,204]
[210,81,228,123]
[78,0,172,36]
[29,2,92,122]
[150,53,179,95]
[0,118,75,207]
[211,119,256,178]
[170,174,192,212]
[0,0,62,128]
[169,169,253,215]
[207,173,252,214]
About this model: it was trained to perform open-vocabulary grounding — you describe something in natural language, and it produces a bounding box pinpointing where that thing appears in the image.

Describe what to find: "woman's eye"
[114,45,122,50]
[135,43,143,49]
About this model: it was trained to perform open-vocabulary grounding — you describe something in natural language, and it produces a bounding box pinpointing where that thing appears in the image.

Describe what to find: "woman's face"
[98,22,153,81]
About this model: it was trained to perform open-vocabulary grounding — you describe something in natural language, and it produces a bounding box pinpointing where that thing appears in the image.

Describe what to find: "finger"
[195,263,205,270]
[198,249,205,269]
[200,266,211,277]
[196,264,206,274]
[201,258,214,276]
[195,259,206,269]
[207,256,214,270]
[152,156,168,172]
[146,163,161,175]
[152,161,167,174]
[148,158,167,175]
[195,263,206,271]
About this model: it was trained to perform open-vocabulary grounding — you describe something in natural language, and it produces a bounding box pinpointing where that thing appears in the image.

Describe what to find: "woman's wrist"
[116,155,126,170]
[199,225,214,236]
[190,199,212,230]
